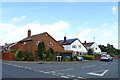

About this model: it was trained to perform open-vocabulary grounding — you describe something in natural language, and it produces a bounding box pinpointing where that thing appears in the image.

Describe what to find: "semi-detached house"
[58,37,88,55]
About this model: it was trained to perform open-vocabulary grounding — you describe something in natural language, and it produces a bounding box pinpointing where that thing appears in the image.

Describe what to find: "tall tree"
[37,41,46,60]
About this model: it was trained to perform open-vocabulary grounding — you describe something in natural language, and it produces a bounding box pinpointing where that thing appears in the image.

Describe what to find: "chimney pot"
[64,36,66,43]
[28,29,31,38]
[84,41,87,48]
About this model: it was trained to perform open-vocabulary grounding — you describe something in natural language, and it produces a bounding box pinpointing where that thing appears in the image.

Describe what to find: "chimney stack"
[64,36,66,43]
[28,29,31,39]
[84,41,87,48]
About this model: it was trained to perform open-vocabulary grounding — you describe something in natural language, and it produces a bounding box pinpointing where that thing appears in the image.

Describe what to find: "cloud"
[112,6,118,15]
[102,32,111,38]
[0,20,70,45]
[101,23,108,27]
[11,16,27,22]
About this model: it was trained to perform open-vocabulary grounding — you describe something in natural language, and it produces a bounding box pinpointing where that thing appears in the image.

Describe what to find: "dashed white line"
[66,75,75,77]
[82,65,95,68]
[61,76,69,78]
[39,71,44,72]
[77,77,85,79]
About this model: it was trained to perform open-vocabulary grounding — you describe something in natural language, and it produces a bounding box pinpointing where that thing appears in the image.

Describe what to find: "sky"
[0,2,118,48]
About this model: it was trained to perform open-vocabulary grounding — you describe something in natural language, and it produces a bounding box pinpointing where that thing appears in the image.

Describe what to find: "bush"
[78,55,94,60]
[14,50,23,61]
[21,57,26,61]
[64,58,71,61]
[10,50,17,53]
[25,52,34,61]
[34,59,40,61]
[94,53,101,56]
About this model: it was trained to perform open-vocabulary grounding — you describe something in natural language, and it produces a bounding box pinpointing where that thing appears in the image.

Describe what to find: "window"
[24,42,26,44]
[48,42,53,46]
[95,48,97,50]
[78,45,81,48]
[36,41,40,45]
[72,45,76,48]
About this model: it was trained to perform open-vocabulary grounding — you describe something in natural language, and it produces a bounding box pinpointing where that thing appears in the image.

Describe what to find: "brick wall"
[1,52,16,60]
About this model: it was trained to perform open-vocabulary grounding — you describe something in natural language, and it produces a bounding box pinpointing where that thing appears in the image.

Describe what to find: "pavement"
[2,59,119,80]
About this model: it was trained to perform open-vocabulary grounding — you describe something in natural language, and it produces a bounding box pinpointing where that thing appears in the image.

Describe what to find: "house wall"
[91,43,101,53]
[70,40,88,53]
[32,33,64,55]
[63,45,71,50]
[10,33,64,57]
[63,40,87,54]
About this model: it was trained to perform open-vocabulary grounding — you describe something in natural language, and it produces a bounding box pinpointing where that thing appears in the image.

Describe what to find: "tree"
[87,48,94,55]
[98,44,117,57]
[37,41,46,60]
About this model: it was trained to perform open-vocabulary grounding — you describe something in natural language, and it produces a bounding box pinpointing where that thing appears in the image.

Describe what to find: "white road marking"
[39,71,44,72]
[87,70,109,76]
[66,75,75,77]
[57,73,64,75]
[49,68,74,73]
[82,65,95,68]
[78,77,84,79]
[61,76,69,78]
[43,72,50,74]
[14,65,18,67]
[17,66,21,68]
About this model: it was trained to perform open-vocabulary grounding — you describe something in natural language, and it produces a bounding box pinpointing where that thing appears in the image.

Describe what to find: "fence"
[0,52,16,60]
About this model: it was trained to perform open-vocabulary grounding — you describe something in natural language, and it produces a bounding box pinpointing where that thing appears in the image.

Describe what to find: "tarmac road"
[2,59,119,80]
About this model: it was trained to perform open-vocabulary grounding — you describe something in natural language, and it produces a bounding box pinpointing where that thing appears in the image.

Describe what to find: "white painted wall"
[91,43,101,53]
[63,39,87,53]
[63,45,71,50]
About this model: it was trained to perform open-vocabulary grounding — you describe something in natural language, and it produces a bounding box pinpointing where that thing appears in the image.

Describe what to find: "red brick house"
[10,30,67,57]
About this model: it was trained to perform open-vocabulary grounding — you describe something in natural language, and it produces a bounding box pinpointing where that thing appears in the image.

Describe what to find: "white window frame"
[78,45,81,48]
[72,45,76,48]
[36,41,40,45]
[48,42,53,46]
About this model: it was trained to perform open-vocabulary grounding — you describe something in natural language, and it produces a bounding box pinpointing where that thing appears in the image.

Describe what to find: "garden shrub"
[14,50,23,61]
[64,58,71,61]
[34,59,40,61]
[94,53,101,56]
[25,52,34,61]
[77,55,94,60]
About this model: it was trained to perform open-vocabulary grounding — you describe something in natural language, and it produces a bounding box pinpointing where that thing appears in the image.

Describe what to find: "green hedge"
[77,55,94,60]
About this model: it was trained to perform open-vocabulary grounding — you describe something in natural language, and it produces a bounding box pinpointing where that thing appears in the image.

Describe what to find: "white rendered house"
[58,37,88,55]
[82,41,101,54]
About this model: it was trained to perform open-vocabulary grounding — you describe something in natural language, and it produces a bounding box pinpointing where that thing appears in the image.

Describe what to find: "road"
[2,59,119,80]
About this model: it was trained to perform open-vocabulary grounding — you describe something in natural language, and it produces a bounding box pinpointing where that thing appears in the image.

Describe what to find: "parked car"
[100,54,113,61]
[77,56,83,61]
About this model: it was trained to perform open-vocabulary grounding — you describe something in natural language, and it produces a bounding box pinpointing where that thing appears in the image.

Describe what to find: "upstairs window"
[36,41,40,45]
[95,48,97,50]
[78,45,81,48]
[24,42,26,44]
[72,45,76,48]
[48,42,53,46]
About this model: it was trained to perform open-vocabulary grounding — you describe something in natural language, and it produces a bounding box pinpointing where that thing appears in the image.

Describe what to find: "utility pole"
[93,37,95,42]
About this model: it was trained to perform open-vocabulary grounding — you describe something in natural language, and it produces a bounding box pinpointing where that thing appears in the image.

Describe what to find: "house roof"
[82,42,95,47]
[58,38,81,45]
[18,32,64,48]
[18,32,47,43]
[4,43,15,48]
[86,42,95,47]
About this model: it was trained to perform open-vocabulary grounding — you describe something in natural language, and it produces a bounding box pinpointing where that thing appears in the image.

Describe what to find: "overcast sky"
[0,2,118,48]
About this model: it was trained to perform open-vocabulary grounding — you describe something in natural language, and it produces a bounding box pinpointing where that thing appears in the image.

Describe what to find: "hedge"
[77,55,94,60]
